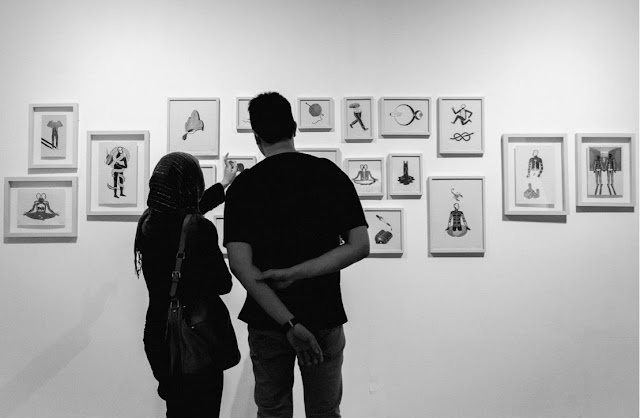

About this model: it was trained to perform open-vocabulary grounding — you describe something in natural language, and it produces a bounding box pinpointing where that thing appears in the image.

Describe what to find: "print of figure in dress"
[451,104,473,125]
[352,164,377,185]
[105,146,130,198]
[349,103,368,131]
[397,161,415,185]
[527,150,543,178]
[23,193,59,220]
[374,214,393,244]
[605,152,617,195]
[592,154,604,195]
[446,203,470,237]
[41,120,63,149]
[182,110,205,140]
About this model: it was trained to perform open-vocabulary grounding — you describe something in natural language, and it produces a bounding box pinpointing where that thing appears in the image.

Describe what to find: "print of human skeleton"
[23,193,59,221]
[105,146,130,198]
[527,150,543,178]
[352,164,377,185]
[348,103,368,131]
[41,120,63,149]
[374,214,393,244]
[182,109,204,140]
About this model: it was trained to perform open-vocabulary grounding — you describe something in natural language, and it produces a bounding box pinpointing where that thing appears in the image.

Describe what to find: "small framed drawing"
[502,134,569,216]
[576,134,636,208]
[199,160,217,188]
[227,155,258,175]
[387,153,423,198]
[437,97,484,156]
[4,176,78,238]
[167,97,220,157]
[344,157,385,199]
[299,148,342,166]
[343,97,374,142]
[236,97,252,132]
[428,176,485,255]
[297,98,334,131]
[364,208,404,256]
[379,97,430,137]
[28,103,79,169]
[213,214,226,256]
[87,131,150,216]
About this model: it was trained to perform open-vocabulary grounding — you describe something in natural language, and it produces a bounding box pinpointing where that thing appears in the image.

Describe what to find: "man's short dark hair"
[249,92,296,144]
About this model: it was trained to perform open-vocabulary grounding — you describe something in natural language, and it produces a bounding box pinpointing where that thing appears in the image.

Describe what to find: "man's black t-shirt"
[223,152,367,330]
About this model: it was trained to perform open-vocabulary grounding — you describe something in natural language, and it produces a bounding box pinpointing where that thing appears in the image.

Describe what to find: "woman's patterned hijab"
[147,152,205,214]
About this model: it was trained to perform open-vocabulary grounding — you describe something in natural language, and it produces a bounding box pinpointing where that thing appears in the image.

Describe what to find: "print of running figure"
[349,103,368,131]
[105,146,130,198]
[588,147,622,197]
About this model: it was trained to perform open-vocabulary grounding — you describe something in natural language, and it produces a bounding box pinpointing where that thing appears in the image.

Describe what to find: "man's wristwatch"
[281,317,299,333]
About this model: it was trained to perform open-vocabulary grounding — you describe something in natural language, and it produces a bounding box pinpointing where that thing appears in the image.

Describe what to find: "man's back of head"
[249,92,297,144]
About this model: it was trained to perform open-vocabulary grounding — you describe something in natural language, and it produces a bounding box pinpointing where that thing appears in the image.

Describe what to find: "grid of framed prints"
[343,97,374,142]
[298,98,334,131]
[379,97,430,137]
[4,177,78,238]
[344,157,385,198]
[167,97,220,157]
[364,208,404,256]
[236,97,252,132]
[437,97,484,156]
[28,103,79,169]
[428,176,485,255]
[299,148,342,166]
[387,153,423,198]
[87,131,150,216]
[575,134,636,208]
[502,134,569,216]
[213,214,226,255]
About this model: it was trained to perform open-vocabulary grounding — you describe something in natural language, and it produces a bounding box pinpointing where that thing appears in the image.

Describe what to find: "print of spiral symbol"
[450,132,474,141]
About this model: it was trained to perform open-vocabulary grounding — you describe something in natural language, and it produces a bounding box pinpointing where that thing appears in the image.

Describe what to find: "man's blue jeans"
[248,325,346,418]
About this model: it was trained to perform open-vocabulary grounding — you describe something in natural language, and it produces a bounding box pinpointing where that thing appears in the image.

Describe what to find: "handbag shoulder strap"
[169,214,193,299]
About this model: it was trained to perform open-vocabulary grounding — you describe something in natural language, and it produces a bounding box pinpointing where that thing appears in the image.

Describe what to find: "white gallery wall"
[0,0,637,416]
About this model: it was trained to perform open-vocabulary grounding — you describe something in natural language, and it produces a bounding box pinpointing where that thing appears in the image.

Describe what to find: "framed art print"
[343,97,374,142]
[364,208,404,255]
[236,97,252,132]
[379,97,430,137]
[28,103,79,169]
[297,98,334,131]
[344,157,385,199]
[502,134,569,216]
[227,155,258,176]
[168,97,220,157]
[387,153,423,198]
[299,148,342,166]
[437,97,484,156]
[576,134,635,208]
[428,176,485,255]
[213,214,226,255]
[87,131,150,216]
[4,176,78,238]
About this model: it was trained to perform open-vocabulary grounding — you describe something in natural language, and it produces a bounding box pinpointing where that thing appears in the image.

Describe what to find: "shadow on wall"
[229,355,258,417]
[0,281,118,415]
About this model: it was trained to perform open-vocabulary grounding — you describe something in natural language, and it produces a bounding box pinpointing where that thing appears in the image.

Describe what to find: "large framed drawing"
[428,176,485,255]
[298,148,342,166]
[87,131,150,216]
[297,98,334,131]
[236,97,252,132]
[213,214,226,256]
[343,97,374,142]
[437,97,484,156]
[387,153,423,198]
[28,103,79,169]
[167,97,220,157]
[4,176,78,238]
[502,134,569,216]
[227,155,258,176]
[576,134,636,208]
[379,97,430,137]
[364,208,404,256]
[344,157,385,199]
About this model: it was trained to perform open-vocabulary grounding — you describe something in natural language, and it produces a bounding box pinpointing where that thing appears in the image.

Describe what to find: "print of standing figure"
[349,103,368,131]
[605,152,617,195]
[105,146,130,198]
[41,120,63,149]
[527,150,543,178]
[592,154,604,195]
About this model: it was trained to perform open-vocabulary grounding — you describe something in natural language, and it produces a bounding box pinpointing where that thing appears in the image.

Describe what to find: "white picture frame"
[236,97,252,132]
[297,97,334,131]
[576,133,636,208]
[87,131,150,216]
[379,97,431,137]
[298,148,342,166]
[428,176,486,255]
[502,134,569,216]
[343,97,374,142]
[227,155,258,175]
[4,176,78,238]
[387,153,423,198]
[213,214,226,256]
[437,97,485,156]
[28,103,79,170]
[364,207,404,255]
[344,157,385,199]
[167,97,220,157]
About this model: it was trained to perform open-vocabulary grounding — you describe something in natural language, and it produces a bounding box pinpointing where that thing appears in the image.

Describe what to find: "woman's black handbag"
[165,215,240,375]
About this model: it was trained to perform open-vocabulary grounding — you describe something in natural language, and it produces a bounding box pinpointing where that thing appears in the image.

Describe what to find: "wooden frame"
[4,176,78,238]
[342,96,374,142]
[502,134,569,216]
[344,157,385,199]
[575,133,636,208]
[379,97,431,137]
[364,207,404,255]
[297,97,334,131]
[87,131,150,216]
[387,153,423,198]
[298,148,342,166]
[428,176,486,255]
[236,97,252,132]
[437,97,484,156]
[213,214,226,256]
[167,97,220,157]
[28,103,79,169]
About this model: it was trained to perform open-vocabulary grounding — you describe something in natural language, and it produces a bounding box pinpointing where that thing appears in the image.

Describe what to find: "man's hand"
[286,324,323,366]
[258,268,298,290]
[220,152,239,189]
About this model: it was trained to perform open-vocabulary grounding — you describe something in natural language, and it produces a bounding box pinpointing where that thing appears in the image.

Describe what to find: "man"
[224,92,369,418]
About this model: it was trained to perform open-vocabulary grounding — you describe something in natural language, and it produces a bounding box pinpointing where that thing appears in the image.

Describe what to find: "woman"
[134,152,237,417]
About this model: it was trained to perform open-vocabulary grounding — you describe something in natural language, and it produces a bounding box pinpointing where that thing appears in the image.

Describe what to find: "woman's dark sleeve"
[194,219,232,295]
[199,183,226,214]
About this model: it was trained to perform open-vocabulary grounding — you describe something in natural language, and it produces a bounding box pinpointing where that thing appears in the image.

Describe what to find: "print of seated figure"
[105,146,130,198]
[352,164,377,185]
[446,203,470,237]
[23,193,59,221]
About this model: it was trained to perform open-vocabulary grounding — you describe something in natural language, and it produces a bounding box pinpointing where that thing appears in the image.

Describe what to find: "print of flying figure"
[446,203,470,237]
[592,153,604,195]
[306,102,324,124]
[451,104,473,125]
[374,214,393,244]
[389,104,423,126]
[23,193,59,221]
[182,110,205,140]
[605,152,617,195]
[352,164,377,185]
[41,120,63,149]
[105,146,130,198]
[397,161,415,185]
[348,103,368,131]
[527,150,543,178]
